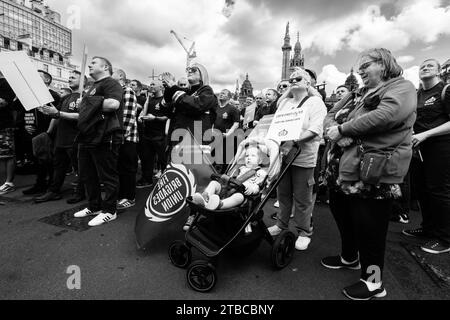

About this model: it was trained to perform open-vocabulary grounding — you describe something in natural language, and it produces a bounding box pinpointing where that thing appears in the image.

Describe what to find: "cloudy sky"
[47,0,450,95]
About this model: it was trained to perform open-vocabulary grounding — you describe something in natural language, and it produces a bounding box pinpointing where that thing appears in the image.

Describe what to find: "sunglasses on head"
[289,76,303,84]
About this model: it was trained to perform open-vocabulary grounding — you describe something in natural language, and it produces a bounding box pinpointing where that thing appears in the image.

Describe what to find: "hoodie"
[164,63,218,141]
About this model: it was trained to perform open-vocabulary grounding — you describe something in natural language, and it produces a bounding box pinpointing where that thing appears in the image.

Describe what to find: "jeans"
[118,142,138,200]
[49,146,84,196]
[141,136,167,182]
[78,143,120,213]
[329,191,393,281]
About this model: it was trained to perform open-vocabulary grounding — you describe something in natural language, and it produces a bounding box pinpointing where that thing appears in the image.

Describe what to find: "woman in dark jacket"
[322,48,417,300]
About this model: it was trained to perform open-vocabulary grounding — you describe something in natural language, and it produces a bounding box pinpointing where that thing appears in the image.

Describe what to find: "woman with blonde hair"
[267,68,327,251]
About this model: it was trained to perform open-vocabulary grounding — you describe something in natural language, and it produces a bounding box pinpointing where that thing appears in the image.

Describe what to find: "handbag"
[358,140,404,185]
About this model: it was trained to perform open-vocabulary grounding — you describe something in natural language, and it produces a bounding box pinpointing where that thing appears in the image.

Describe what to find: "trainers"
[34,191,62,203]
[402,227,429,238]
[273,200,279,208]
[136,179,153,189]
[390,212,410,224]
[268,225,283,236]
[295,236,311,251]
[342,280,387,300]
[74,208,100,218]
[0,182,15,195]
[421,240,450,254]
[88,212,117,227]
[117,199,136,210]
[321,255,361,270]
[205,194,220,210]
[183,215,195,231]
[192,193,207,207]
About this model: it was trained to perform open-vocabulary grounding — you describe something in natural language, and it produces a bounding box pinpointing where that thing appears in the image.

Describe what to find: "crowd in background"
[0,48,449,300]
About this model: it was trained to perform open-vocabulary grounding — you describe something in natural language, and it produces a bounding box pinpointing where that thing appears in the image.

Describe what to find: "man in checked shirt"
[112,69,139,211]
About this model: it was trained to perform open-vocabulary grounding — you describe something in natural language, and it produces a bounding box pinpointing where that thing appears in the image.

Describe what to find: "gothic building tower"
[290,32,304,74]
[281,22,292,80]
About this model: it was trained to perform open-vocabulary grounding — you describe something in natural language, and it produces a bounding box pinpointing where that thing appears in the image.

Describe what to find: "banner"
[0,51,54,111]
[135,131,216,250]
[247,114,274,140]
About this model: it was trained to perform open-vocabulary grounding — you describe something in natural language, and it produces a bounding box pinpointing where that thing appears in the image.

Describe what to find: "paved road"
[1,171,449,300]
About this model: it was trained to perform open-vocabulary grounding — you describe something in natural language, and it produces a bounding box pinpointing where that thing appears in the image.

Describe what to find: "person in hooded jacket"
[161,62,218,146]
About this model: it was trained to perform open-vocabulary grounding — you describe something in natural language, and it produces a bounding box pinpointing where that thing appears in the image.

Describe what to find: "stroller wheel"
[168,241,192,268]
[271,230,296,269]
[187,260,217,293]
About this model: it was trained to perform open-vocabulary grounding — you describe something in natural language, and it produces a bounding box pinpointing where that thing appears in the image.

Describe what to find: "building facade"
[0,0,77,90]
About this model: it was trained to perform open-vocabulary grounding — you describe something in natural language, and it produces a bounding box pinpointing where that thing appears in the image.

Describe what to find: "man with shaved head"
[74,56,124,227]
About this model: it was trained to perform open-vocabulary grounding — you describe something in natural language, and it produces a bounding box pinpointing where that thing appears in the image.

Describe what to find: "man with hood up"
[161,62,218,144]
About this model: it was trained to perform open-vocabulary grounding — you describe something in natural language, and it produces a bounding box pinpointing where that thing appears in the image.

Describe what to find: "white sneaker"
[183,215,195,231]
[273,200,279,208]
[295,236,311,251]
[88,212,117,227]
[0,182,15,195]
[74,208,100,218]
[268,225,283,236]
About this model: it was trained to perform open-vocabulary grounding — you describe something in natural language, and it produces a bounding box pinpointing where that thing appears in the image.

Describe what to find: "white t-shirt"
[277,96,327,168]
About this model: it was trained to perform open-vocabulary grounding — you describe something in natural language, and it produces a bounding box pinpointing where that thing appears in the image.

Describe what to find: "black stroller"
[168,137,302,292]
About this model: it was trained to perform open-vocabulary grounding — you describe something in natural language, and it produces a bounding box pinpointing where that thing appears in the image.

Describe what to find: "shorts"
[0,128,15,160]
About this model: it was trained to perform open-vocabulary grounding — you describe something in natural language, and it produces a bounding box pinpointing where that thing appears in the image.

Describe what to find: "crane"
[170,30,197,68]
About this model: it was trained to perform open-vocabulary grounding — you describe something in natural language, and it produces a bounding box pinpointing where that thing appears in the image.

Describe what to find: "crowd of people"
[0,47,449,300]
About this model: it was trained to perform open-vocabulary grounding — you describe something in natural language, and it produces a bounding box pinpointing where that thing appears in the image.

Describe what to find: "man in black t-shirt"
[137,80,169,187]
[34,71,86,204]
[21,70,61,196]
[73,56,124,227]
[403,58,450,254]
[214,89,240,173]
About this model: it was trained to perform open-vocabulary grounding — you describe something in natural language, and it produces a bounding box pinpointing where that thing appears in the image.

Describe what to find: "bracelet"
[55,111,61,119]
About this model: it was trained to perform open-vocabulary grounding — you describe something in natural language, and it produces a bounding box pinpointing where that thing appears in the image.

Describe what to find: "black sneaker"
[22,185,47,196]
[34,191,62,203]
[402,227,429,238]
[421,240,450,254]
[391,212,410,224]
[67,194,86,204]
[136,179,153,189]
[321,255,361,270]
[342,281,387,300]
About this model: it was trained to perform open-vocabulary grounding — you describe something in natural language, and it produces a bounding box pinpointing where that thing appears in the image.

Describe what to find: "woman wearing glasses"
[267,68,327,252]
[323,48,416,300]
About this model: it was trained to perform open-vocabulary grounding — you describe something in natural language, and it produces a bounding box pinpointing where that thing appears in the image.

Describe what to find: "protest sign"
[0,51,54,111]
[266,107,306,143]
[243,102,256,125]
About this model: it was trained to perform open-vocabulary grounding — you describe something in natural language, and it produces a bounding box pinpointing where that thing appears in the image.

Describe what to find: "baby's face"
[245,148,260,167]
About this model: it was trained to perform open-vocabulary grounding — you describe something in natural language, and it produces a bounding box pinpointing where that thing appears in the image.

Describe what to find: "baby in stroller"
[191,145,268,211]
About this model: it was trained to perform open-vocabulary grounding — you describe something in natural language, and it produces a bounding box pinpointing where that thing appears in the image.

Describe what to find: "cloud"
[317,65,360,95]
[397,55,415,64]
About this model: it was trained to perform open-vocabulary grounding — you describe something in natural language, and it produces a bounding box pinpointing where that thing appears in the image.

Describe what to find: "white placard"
[0,51,54,111]
[243,102,256,125]
[266,108,306,143]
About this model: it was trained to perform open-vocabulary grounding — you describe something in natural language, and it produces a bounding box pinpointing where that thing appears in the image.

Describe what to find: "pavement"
[1,169,449,300]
